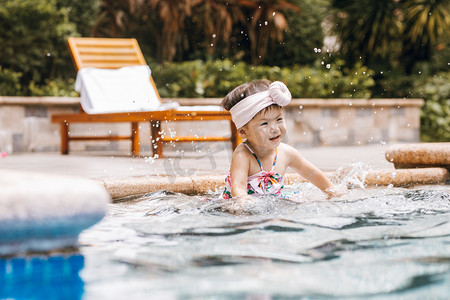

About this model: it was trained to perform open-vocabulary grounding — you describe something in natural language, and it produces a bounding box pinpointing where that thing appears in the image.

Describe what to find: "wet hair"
[221,79,271,111]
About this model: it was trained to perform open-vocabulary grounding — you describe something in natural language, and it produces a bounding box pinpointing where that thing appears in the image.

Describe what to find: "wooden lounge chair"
[51,37,239,157]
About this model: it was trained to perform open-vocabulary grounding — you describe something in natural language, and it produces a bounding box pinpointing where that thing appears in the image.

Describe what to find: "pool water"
[2,183,450,299]
[0,255,84,299]
[77,183,450,299]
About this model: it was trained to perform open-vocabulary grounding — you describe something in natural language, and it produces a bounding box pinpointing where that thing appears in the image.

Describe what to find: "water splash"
[331,162,370,189]
[75,184,450,299]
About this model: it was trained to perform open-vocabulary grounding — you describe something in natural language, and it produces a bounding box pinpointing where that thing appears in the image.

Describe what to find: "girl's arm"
[229,145,252,199]
[285,145,339,198]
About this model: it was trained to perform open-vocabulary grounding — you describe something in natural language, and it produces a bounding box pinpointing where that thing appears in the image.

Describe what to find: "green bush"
[414,72,450,142]
[0,67,23,96]
[28,78,78,97]
[282,60,375,98]
[6,55,448,141]
[0,0,77,94]
[56,0,101,37]
[266,0,330,66]
[151,61,203,98]
[150,59,375,99]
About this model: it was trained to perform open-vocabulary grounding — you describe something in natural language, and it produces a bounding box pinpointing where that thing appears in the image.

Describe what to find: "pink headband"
[229,81,292,129]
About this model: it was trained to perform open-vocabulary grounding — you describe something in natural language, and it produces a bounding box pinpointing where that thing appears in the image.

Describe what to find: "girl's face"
[239,105,286,149]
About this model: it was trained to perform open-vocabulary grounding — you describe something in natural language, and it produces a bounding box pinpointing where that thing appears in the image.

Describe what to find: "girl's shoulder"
[278,143,303,162]
[230,143,253,172]
[232,143,253,159]
[278,142,297,153]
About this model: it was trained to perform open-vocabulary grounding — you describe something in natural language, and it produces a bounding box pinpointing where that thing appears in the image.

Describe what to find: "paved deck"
[2,144,448,199]
[0,144,392,180]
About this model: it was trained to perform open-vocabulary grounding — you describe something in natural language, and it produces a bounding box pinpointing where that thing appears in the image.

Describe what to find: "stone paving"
[1,143,449,200]
[0,144,392,179]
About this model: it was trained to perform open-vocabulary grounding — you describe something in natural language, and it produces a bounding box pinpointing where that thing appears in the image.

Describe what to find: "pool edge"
[102,167,450,200]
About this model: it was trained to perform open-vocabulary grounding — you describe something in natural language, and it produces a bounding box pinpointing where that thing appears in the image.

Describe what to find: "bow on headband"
[229,81,292,129]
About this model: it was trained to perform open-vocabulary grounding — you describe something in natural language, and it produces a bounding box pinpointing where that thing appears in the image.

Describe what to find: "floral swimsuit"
[222,143,302,200]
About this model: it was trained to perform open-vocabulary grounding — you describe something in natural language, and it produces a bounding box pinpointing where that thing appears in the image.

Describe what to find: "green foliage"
[28,78,78,97]
[56,0,101,36]
[0,0,77,93]
[283,60,375,98]
[150,59,375,99]
[430,35,450,73]
[0,68,23,96]
[202,61,249,98]
[1,0,447,142]
[413,72,450,142]
[266,0,330,66]
[330,0,450,74]
[400,0,450,69]
[331,0,401,58]
[371,69,416,98]
[151,61,204,98]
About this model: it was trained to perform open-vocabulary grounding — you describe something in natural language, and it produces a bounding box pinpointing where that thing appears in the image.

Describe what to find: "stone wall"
[0,96,424,154]
[284,99,422,147]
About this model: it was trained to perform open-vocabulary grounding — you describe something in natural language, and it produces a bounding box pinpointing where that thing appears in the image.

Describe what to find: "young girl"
[221,79,341,207]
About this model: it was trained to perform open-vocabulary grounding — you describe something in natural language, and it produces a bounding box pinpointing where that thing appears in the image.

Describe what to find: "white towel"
[75,65,179,114]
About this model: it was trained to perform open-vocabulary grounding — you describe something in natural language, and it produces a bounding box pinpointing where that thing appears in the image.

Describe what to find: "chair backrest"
[67,37,161,103]
[67,37,147,70]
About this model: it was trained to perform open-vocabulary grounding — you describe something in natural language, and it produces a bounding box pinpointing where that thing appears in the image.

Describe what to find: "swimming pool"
[2,183,449,299]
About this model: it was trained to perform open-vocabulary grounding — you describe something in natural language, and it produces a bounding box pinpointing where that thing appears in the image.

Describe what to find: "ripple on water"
[78,184,450,298]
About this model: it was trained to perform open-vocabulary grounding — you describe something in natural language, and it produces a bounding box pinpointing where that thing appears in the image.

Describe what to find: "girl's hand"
[325,185,346,199]
[226,195,254,214]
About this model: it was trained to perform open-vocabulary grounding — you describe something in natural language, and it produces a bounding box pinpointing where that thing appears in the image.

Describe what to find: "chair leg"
[60,123,69,154]
[131,122,140,156]
[150,120,164,158]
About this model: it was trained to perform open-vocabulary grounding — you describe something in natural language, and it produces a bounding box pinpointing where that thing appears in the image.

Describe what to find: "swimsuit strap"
[243,142,277,172]
[243,142,263,171]
[272,148,277,172]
